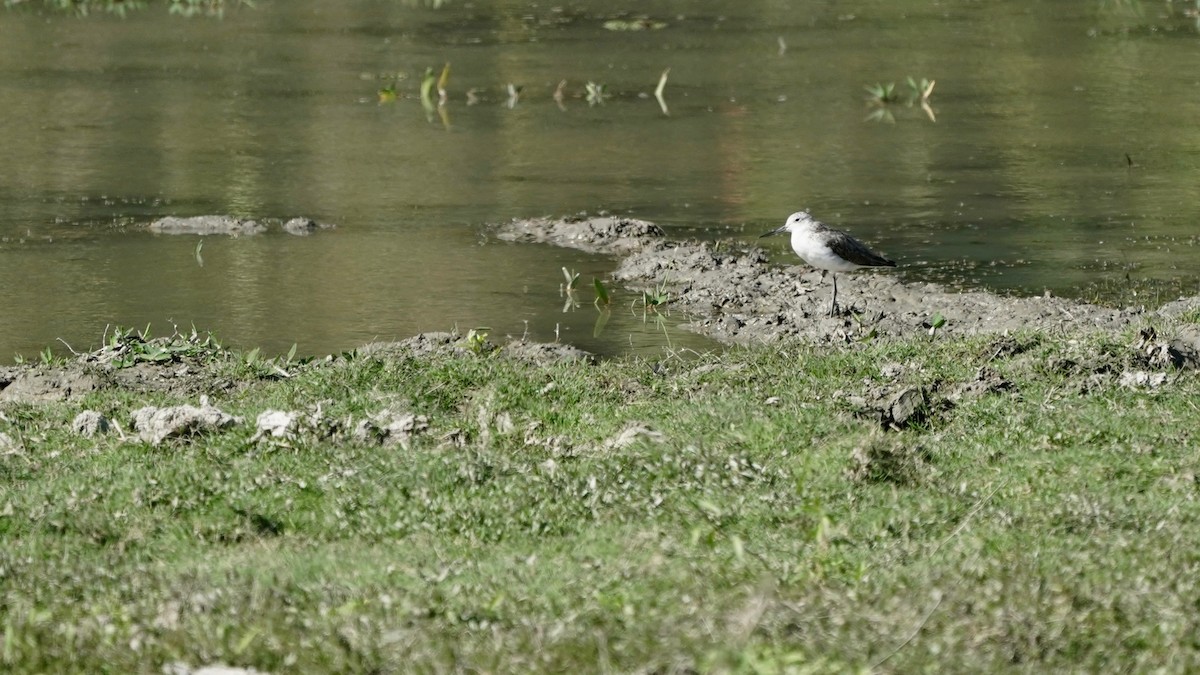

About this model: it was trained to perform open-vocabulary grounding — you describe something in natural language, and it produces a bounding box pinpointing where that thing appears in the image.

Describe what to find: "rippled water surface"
[2,0,1198,359]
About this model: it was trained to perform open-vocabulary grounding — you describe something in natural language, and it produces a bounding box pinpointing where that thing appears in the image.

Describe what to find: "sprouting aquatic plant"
[562,267,581,293]
[638,276,671,312]
[585,81,606,106]
[464,327,491,354]
[39,346,58,366]
[641,288,669,309]
[377,80,397,104]
[593,278,611,307]
[866,76,937,122]
[864,82,899,104]
[561,267,582,311]
[416,67,451,127]
[906,76,937,121]
[906,76,935,101]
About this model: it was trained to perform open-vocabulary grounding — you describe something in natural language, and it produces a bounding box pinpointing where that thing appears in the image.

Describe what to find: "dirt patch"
[495,214,1190,345]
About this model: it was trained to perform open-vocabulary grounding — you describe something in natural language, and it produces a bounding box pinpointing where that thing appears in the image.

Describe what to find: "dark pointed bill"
[759,225,787,238]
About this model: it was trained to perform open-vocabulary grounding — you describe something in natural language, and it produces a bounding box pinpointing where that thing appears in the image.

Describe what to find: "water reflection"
[0,0,1198,360]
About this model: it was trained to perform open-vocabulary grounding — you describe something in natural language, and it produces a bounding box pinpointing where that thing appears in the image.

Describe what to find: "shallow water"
[1,0,1198,360]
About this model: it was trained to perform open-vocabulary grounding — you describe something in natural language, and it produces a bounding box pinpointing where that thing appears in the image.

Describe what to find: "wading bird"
[761,211,896,316]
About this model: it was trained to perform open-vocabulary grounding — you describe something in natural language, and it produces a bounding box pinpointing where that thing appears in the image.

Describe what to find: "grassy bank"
[1,321,1198,673]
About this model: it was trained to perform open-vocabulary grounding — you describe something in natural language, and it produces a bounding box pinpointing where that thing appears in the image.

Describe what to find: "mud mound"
[495,215,1182,345]
[615,241,1144,344]
[0,368,103,403]
[495,214,667,255]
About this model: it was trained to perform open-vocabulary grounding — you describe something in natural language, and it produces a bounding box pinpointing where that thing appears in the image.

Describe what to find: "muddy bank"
[496,214,1200,346]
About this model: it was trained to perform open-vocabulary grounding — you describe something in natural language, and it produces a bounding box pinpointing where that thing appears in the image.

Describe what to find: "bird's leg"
[829,274,839,316]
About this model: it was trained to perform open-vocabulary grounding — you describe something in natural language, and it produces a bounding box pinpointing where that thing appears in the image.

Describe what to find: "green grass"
[1,324,1198,672]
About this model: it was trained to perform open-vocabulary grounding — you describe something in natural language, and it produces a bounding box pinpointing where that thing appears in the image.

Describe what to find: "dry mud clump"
[495,214,1198,346]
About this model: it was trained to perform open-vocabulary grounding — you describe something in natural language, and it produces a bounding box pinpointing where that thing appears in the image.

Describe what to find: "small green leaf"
[593,278,610,306]
[145,347,172,363]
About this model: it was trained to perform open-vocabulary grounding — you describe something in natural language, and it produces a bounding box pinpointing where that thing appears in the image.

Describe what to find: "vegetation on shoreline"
[1,318,1197,672]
